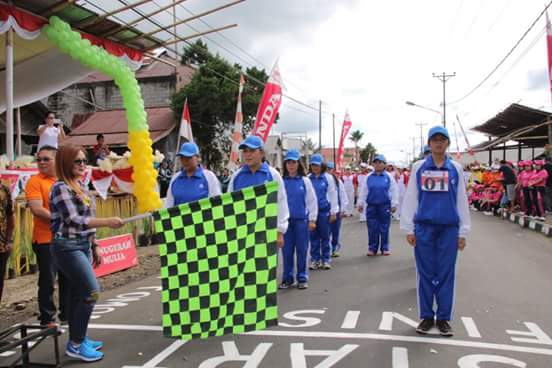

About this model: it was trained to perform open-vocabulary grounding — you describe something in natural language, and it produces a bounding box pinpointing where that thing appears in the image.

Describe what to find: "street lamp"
[405,101,442,115]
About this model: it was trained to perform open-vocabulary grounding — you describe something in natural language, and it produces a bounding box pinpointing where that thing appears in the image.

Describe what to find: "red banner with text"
[252,62,283,142]
[94,234,138,278]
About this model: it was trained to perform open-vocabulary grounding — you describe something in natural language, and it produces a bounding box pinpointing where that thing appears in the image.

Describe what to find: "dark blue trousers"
[309,212,331,263]
[414,224,459,321]
[282,219,309,283]
[366,202,391,253]
[330,213,342,253]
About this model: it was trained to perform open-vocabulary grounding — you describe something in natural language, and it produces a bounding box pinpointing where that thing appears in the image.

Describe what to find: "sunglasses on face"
[74,159,88,166]
[36,157,51,163]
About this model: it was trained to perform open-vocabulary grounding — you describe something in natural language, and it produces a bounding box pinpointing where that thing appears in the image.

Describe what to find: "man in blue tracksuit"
[357,154,398,256]
[281,150,318,289]
[400,126,471,337]
[228,135,289,248]
[165,142,221,207]
[308,154,338,270]
[327,162,348,257]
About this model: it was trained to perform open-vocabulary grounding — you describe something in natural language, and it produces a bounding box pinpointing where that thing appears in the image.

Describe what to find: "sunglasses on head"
[74,159,88,166]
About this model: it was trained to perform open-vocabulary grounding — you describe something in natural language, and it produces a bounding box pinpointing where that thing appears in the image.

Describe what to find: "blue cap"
[427,126,450,142]
[239,135,264,150]
[327,161,335,169]
[176,142,200,157]
[373,154,386,163]
[284,149,301,161]
[423,144,431,154]
[309,153,323,166]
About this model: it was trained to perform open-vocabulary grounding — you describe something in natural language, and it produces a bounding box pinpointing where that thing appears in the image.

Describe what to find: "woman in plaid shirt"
[49,144,123,362]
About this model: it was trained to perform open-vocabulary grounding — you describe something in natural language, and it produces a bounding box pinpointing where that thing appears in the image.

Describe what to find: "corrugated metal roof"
[78,55,194,84]
[471,103,552,150]
[64,106,175,147]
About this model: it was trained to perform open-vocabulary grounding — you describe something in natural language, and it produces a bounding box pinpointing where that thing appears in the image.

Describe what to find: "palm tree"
[349,130,364,164]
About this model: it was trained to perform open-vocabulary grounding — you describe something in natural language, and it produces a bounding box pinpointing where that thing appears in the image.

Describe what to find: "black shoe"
[416,319,434,334]
[436,320,453,336]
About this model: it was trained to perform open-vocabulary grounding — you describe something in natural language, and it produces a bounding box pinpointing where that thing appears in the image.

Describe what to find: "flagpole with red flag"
[228,74,245,171]
[336,111,353,171]
[174,98,193,171]
[546,10,552,147]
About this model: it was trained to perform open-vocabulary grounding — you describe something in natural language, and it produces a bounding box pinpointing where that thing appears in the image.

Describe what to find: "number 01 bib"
[421,170,449,192]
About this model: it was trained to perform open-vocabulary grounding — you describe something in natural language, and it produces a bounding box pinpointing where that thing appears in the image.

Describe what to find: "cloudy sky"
[87,0,552,164]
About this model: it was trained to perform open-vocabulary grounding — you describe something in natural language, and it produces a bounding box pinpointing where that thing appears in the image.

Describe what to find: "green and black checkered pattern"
[153,181,279,340]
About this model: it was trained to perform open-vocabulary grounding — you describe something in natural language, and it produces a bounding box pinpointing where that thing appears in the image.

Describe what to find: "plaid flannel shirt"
[49,181,96,240]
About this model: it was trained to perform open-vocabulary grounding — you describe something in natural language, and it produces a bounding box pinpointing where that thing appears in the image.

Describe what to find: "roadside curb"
[499,211,552,237]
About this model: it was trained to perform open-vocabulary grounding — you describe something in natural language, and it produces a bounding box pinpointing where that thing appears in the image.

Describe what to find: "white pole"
[5,28,14,162]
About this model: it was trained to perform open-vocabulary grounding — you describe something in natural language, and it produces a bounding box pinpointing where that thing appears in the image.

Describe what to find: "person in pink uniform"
[529,160,548,221]
[518,161,536,217]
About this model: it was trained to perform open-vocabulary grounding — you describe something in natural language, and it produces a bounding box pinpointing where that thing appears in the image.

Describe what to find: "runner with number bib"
[400,126,471,337]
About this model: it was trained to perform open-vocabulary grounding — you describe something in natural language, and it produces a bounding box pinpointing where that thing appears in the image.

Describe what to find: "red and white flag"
[228,75,245,171]
[252,61,283,142]
[336,111,353,171]
[456,114,474,156]
[179,98,194,142]
[453,121,462,160]
[547,10,552,103]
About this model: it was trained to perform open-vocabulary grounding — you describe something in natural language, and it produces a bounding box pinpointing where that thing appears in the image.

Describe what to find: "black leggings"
[523,187,533,216]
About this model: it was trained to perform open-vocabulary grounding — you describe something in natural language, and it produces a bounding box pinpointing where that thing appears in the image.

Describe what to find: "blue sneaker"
[83,336,103,351]
[66,341,104,362]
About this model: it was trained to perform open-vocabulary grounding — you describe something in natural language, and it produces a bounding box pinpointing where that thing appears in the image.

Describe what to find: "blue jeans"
[51,238,99,344]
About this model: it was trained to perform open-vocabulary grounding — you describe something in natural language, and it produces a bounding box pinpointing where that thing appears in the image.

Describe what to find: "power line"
[449,0,552,105]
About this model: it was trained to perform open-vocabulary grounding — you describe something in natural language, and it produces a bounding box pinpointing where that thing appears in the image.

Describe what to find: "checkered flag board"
[152,181,279,340]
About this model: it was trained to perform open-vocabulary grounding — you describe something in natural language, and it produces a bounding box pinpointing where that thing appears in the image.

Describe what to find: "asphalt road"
[2,211,552,367]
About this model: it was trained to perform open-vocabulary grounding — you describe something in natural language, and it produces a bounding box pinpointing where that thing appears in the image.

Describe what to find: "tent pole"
[5,27,14,163]
[16,107,21,157]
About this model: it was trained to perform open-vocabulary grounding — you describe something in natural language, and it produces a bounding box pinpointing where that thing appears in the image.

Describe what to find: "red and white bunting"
[252,61,283,142]
[228,74,245,171]
[179,99,194,143]
[336,111,353,171]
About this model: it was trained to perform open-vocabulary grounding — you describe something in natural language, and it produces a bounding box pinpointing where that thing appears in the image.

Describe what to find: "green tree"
[349,130,364,163]
[360,142,377,163]
[172,40,269,169]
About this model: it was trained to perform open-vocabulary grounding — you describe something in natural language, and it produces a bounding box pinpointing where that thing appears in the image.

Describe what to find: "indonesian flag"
[453,121,462,160]
[228,74,245,171]
[456,114,474,156]
[252,61,283,142]
[336,111,353,171]
[179,99,194,142]
[547,11,552,104]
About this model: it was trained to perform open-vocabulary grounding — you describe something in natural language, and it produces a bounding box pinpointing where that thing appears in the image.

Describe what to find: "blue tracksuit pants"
[310,212,331,263]
[414,224,459,321]
[366,202,391,253]
[330,213,342,253]
[282,219,309,283]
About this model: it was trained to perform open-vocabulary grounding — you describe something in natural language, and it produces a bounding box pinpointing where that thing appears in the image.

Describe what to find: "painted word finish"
[279,309,552,346]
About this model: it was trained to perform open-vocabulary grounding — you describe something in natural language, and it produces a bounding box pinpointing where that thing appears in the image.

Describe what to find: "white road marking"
[121,340,187,368]
[340,311,360,329]
[392,347,409,368]
[0,351,16,357]
[461,317,482,338]
[87,324,552,357]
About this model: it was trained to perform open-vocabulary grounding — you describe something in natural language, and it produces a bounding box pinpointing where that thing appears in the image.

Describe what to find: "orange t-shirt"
[25,173,56,244]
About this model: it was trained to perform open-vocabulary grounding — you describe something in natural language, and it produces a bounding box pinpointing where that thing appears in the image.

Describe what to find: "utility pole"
[318,100,322,151]
[415,122,428,153]
[432,72,456,127]
[332,113,336,163]
[411,137,416,161]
